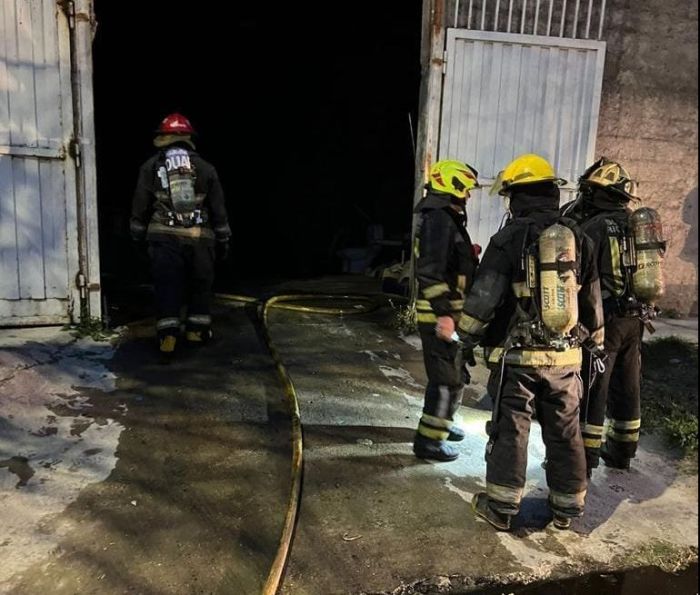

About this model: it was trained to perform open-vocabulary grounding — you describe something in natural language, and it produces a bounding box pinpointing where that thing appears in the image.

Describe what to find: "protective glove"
[462,364,472,386]
[216,240,230,262]
[472,243,482,261]
[459,333,478,367]
[463,346,476,367]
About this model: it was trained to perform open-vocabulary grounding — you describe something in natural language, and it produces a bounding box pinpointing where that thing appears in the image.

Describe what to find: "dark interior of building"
[92,1,422,318]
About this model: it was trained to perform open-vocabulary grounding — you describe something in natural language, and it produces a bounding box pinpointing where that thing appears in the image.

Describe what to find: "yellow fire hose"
[215,292,406,594]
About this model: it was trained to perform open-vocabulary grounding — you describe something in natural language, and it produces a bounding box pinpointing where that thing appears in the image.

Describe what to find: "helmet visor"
[622,178,639,199]
[489,170,505,196]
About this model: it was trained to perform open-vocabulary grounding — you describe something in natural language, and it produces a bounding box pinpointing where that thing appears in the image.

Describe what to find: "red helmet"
[157,113,195,135]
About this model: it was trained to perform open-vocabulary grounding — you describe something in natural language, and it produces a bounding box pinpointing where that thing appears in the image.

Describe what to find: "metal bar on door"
[481,0,488,29]
[546,0,554,35]
[584,0,593,38]
[468,0,474,28]
[455,0,461,28]
[507,0,514,32]
[533,0,540,34]
[521,0,527,34]
[598,0,606,39]
[494,0,501,29]
[572,0,581,37]
[560,0,568,37]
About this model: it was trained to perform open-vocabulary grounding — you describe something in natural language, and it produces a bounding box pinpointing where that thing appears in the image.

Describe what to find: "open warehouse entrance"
[92,1,422,317]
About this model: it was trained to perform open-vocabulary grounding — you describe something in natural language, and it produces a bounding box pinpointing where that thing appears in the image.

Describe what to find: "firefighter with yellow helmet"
[457,154,605,531]
[562,157,666,473]
[412,159,482,461]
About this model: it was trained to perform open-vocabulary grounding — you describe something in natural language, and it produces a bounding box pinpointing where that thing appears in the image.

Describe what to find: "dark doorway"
[93,1,422,311]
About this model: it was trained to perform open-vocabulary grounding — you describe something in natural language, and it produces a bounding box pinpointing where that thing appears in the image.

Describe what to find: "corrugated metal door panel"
[3,0,63,149]
[41,160,69,298]
[34,0,64,148]
[0,156,20,299]
[439,29,605,248]
[0,0,75,325]
[0,8,9,146]
[14,156,47,298]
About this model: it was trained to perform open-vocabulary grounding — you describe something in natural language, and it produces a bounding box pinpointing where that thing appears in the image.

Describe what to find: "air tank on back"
[539,223,578,336]
[630,207,665,304]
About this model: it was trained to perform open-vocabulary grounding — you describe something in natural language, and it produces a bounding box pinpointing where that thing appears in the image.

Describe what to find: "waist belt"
[166,209,204,228]
[487,346,582,367]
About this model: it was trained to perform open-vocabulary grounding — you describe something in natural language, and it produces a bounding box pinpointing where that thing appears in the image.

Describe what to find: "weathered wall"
[597,0,699,315]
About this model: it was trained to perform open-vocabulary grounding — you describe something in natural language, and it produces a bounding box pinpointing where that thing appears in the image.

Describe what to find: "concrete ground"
[0,277,697,594]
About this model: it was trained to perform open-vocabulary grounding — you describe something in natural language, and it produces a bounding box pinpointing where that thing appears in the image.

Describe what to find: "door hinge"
[76,272,87,299]
[59,0,76,29]
[69,137,81,168]
[442,50,448,74]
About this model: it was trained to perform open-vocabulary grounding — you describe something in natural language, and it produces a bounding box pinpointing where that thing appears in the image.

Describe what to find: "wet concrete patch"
[0,328,123,588]
[472,562,699,595]
[1,306,291,594]
[0,456,35,487]
[265,304,697,594]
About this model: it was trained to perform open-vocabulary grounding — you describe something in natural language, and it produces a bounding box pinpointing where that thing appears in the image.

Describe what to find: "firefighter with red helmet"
[130,113,231,358]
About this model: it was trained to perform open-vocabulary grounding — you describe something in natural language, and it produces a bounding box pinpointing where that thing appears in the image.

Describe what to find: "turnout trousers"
[486,365,588,518]
[148,238,215,340]
[416,323,465,441]
[580,315,643,465]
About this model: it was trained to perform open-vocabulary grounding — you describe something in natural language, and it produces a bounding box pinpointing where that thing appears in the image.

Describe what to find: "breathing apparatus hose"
[214,292,405,594]
[485,342,519,455]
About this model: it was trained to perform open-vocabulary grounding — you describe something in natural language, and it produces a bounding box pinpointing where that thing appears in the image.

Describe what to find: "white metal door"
[0,0,80,325]
[439,29,606,249]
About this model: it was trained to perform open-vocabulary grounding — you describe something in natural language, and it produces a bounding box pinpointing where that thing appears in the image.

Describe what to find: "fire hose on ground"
[214,292,408,595]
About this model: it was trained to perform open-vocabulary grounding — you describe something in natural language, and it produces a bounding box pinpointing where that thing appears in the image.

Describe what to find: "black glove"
[462,345,477,367]
[462,364,472,386]
[458,334,477,367]
[216,240,230,262]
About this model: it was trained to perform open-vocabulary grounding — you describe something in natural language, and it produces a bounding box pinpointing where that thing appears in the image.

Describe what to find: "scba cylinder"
[631,207,665,303]
[539,224,579,336]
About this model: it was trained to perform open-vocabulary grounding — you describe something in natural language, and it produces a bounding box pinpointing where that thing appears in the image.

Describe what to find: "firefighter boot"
[471,492,513,531]
[600,441,631,470]
[552,515,572,530]
[158,334,177,364]
[185,329,213,345]
[447,425,466,442]
[548,498,583,530]
[413,434,459,462]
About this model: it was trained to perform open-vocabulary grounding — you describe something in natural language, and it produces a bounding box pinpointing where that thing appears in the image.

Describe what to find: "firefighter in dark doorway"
[458,154,605,531]
[413,159,481,462]
[562,158,665,473]
[130,113,231,357]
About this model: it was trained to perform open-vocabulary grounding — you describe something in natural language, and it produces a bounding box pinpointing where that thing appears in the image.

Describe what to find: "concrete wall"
[597,0,699,315]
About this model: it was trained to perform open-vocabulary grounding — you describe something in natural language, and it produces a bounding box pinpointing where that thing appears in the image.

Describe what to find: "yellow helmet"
[579,157,639,200]
[428,159,480,200]
[490,154,567,196]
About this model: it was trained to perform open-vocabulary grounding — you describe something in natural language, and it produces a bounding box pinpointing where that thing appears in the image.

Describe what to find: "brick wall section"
[597,0,699,315]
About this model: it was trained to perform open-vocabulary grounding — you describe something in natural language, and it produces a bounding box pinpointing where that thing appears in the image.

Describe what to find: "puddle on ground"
[472,562,698,594]
[0,456,35,487]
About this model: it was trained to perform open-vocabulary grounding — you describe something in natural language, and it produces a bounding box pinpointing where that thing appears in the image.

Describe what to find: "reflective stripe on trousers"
[417,324,464,441]
[485,364,587,512]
